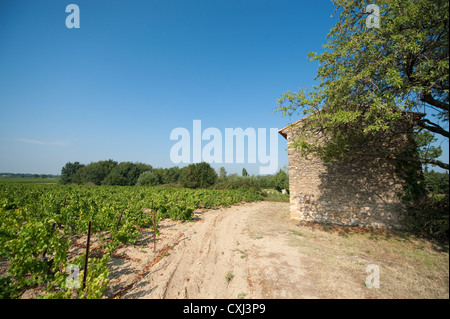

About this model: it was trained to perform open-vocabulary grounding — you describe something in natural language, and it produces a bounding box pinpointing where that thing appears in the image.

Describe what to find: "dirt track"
[99,200,448,299]
[104,201,313,299]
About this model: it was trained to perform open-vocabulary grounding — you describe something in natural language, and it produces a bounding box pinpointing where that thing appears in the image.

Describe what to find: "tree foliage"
[58,160,292,193]
[275,0,448,170]
[72,160,118,185]
[273,169,289,193]
[136,170,159,186]
[180,162,218,189]
[60,162,85,185]
[102,162,152,186]
[152,167,181,185]
[424,170,449,194]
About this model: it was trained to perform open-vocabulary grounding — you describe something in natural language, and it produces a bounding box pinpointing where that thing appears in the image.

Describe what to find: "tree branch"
[417,118,450,138]
[396,155,449,170]
[420,93,449,111]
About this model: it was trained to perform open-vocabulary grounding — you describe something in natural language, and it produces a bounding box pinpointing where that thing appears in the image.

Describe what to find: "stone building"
[278,115,419,229]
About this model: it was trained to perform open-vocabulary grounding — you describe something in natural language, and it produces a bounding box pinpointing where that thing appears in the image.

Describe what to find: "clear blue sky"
[0,0,447,175]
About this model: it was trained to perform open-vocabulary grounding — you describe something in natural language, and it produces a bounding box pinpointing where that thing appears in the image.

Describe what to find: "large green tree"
[59,161,85,185]
[180,162,218,189]
[72,159,118,185]
[102,162,152,186]
[276,0,448,170]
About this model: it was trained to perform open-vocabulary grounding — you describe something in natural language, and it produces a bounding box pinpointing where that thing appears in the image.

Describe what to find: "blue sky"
[0,0,447,175]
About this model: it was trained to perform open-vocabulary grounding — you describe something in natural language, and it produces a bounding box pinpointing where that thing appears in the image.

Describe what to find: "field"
[0,178,59,184]
[0,182,261,298]
[0,182,448,299]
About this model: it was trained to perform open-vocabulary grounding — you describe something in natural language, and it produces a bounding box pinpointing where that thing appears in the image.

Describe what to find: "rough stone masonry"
[278,115,419,229]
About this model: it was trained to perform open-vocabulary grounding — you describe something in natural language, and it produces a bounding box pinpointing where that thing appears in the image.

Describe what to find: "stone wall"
[283,125,410,229]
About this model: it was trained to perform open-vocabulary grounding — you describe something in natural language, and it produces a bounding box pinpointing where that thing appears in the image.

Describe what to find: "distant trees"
[424,170,449,194]
[180,162,218,189]
[60,160,151,186]
[151,167,181,185]
[273,169,289,192]
[0,173,60,179]
[72,160,118,185]
[136,171,159,186]
[59,160,290,192]
[59,161,85,185]
[103,162,152,186]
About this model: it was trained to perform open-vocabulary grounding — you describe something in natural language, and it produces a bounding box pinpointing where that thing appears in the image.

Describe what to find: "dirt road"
[106,201,311,299]
[102,201,448,299]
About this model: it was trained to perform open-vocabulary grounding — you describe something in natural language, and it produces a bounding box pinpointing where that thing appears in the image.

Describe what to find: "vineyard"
[0,183,262,299]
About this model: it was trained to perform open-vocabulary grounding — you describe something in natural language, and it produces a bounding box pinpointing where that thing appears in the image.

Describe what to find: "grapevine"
[0,183,262,298]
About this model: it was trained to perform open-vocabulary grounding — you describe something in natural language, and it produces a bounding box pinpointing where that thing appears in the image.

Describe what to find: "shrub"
[136,171,159,186]
[103,162,152,186]
[214,177,260,191]
[180,162,217,189]
[60,162,85,185]
[273,169,289,193]
[72,160,118,185]
[405,194,449,240]
[424,170,449,194]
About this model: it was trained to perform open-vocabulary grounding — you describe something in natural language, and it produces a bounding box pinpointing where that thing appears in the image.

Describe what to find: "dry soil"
[95,201,449,299]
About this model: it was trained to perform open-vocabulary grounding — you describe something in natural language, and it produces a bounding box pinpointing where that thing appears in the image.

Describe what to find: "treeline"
[0,173,60,179]
[406,169,449,240]
[423,170,449,195]
[59,160,289,192]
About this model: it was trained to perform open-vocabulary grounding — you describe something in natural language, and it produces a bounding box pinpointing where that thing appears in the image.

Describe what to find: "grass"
[286,221,449,298]
[290,230,303,237]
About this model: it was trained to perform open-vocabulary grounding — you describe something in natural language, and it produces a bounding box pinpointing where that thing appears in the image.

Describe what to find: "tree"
[72,160,118,185]
[242,168,249,177]
[275,0,448,170]
[136,171,159,186]
[180,162,218,189]
[424,170,449,194]
[166,167,181,184]
[128,163,153,185]
[102,162,152,186]
[60,161,85,185]
[273,169,289,193]
[102,162,131,186]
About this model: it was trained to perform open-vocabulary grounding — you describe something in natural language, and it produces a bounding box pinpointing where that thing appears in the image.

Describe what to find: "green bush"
[103,162,151,186]
[405,194,449,240]
[136,171,159,186]
[72,160,118,185]
[424,170,449,194]
[180,162,217,189]
[59,162,85,185]
[273,169,289,193]
[214,177,260,191]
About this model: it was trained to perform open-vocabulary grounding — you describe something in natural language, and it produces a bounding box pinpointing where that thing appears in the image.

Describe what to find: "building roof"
[278,110,425,140]
[278,112,316,139]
